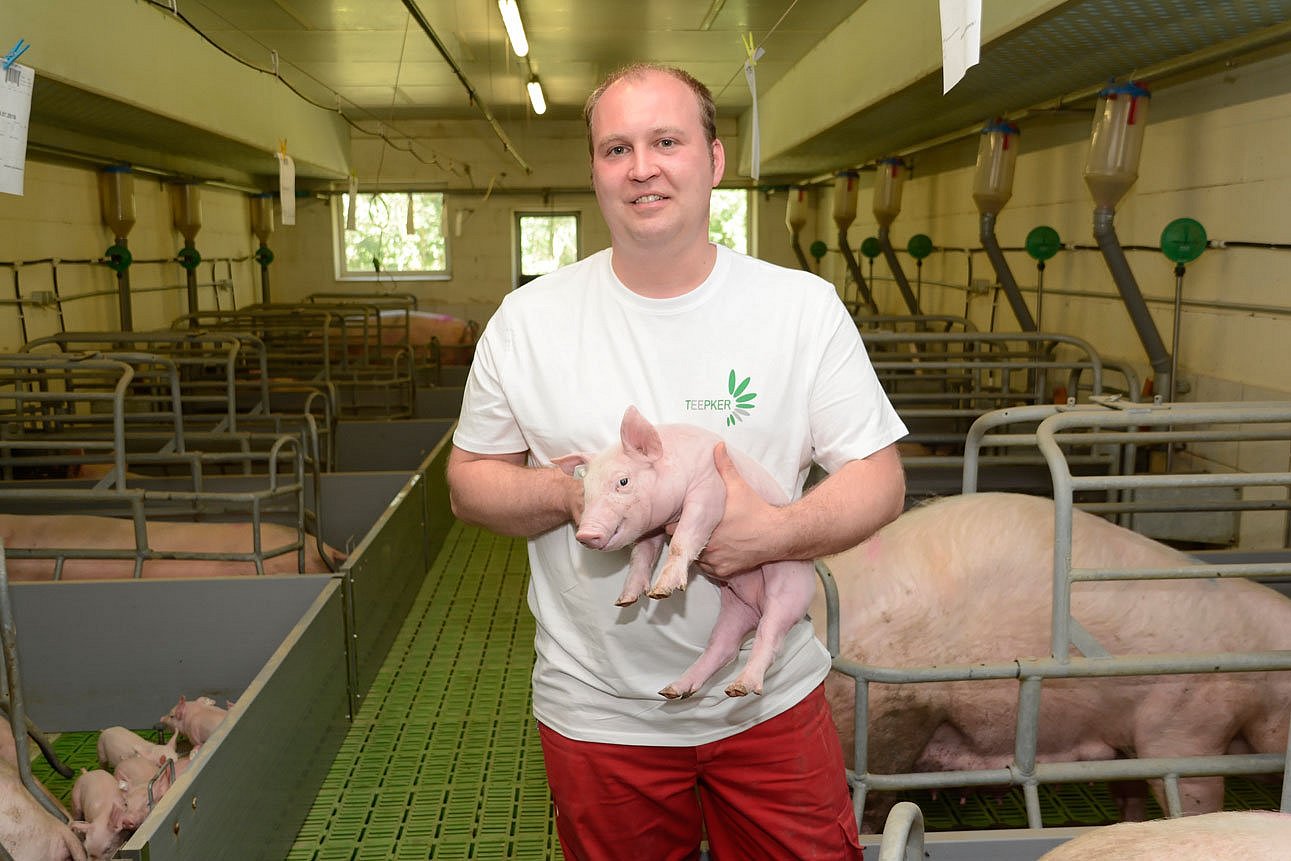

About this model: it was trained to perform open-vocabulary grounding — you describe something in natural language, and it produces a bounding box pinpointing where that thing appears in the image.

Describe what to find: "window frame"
[334,190,451,282]
[513,210,582,288]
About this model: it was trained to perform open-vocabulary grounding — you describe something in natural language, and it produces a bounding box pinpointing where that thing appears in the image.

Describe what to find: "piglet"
[554,405,816,699]
[97,726,177,770]
[1038,810,1291,859]
[70,769,130,861]
[160,696,228,745]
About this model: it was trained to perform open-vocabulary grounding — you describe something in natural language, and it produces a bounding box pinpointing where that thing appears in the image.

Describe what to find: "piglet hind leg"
[659,586,759,700]
[727,561,816,697]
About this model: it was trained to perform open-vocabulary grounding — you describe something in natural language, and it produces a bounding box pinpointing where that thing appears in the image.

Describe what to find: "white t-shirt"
[453,244,907,745]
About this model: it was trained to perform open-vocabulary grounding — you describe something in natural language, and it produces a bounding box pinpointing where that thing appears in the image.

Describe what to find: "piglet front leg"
[618,533,665,606]
[647,487,724,599]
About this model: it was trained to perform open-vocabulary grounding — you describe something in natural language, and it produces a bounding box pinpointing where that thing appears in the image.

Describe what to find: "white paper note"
[939,0,982,94]
[0,63,34,196]
[277,151,296,225]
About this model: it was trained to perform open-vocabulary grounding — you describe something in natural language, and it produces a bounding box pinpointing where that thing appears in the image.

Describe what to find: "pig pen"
[7,415,457,860]
[862,330,1138,504]
[828,399,1291,859]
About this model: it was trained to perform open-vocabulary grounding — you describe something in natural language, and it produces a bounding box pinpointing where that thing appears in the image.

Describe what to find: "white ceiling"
[22,0,1291,187]
[173,0,859,123]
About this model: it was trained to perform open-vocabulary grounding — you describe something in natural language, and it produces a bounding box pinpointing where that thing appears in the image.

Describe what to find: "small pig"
[815,492,1291,830]
[1038,810,1291,859]
[0,759,86,861]
[70,769,130,860]
[97,727,177,770]
[554,405,816,699]
[160,696,228,745]
[0,514,346,580]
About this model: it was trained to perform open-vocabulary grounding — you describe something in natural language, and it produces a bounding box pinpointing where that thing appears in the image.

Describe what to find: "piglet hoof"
[725,682,748,697]
[614,594,641,607]
[659,685,683,700]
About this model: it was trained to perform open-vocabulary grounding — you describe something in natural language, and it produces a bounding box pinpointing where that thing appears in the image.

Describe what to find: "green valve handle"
[1160,217,1207,265]
[254,246,275,266]
[1025,226,1061,262]
[104,244,133,273]
[907,234,933,260]
[177,246,202,271]
[860,237,882,260]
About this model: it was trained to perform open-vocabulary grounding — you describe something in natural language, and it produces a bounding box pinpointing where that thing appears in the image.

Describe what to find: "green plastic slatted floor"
[288,523,558,860]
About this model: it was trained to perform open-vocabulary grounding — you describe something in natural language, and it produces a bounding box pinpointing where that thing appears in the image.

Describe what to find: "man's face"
[588,70,725,252]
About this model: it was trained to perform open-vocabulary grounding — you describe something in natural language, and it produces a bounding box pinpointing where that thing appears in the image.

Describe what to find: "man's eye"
[608,145,627,156]
[659,139,675,148]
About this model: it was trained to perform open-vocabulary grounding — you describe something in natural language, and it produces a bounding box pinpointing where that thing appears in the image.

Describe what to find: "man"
[447,63,906,860]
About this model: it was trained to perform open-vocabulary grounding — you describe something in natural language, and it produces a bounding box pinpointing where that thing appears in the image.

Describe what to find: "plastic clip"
[2,39,30,71]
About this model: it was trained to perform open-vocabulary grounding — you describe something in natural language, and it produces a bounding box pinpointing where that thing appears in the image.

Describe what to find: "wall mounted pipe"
[980,212,1037,331]
[99,166,136,330]
[832,171,878,314]
[785,186,812,272]
[1093,207,1172,395]
[877,226,921,315]
[973,119,1035,331]
[1084,82,1170,396]
[873,158,921,316]
[839,235,878,314]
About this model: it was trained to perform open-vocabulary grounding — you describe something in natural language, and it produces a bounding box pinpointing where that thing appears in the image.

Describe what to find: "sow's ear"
[551,454,591,477]
[620,405,663,461]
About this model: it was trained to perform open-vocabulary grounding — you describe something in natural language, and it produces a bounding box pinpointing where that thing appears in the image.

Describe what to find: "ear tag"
[573,465,588,480]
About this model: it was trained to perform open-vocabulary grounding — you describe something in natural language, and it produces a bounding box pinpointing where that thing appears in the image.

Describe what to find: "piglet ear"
[621,406,663,461]
[551,454,591,477]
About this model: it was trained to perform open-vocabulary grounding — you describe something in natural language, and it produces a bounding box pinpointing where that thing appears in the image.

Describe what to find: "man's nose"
[627,150,659,181]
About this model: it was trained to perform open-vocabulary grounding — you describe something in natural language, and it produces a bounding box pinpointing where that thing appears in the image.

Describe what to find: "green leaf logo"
[726,370,758,426]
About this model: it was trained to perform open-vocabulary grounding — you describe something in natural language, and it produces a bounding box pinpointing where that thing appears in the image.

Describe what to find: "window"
[338,192,447,279]
[516,213,580,287]
[709,189,749,254]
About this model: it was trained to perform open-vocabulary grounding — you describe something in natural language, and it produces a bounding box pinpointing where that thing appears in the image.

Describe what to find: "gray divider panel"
[116,578,349,861]
[343,429,455,707]
[415,386,465,419]
[13,575,337,731]
[333,418,454,471]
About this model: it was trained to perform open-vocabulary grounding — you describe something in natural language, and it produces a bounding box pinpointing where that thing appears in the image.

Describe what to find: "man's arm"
[446,445,584,538]
[696,442,905,577]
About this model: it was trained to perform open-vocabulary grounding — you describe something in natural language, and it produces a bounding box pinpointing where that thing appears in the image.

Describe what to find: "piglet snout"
[575,527,608,549]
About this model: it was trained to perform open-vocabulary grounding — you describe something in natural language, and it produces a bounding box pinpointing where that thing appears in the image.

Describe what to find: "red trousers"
[538,685,863,861]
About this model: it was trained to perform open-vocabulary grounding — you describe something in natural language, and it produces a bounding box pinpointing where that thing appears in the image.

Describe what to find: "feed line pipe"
[973,119,1036,331]
[873,158,921,315]
[1084,82,1171,398]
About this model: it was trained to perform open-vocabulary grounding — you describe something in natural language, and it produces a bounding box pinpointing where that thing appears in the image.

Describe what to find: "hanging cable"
[140,0,471,178]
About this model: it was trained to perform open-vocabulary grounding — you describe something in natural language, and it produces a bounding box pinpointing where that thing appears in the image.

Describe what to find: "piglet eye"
[618,477,630,487]
[574,465,588,480]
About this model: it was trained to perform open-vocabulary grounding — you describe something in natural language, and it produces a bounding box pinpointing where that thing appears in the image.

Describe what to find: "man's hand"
[695,442,785,578]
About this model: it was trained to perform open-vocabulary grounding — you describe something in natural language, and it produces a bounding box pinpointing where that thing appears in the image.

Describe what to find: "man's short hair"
[583,64,717,156]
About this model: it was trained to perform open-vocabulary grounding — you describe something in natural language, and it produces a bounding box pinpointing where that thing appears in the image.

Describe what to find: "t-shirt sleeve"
[452,308,530,456]
[808,296,908,473]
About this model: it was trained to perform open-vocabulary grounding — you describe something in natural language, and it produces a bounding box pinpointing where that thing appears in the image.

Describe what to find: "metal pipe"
[876,802,924,861]
[1093,206,1172,396]
[0,541,68,822]
[789,233,810,271]
[838,231,879,314]
[980,212,1037,330]
[115,237,134,331]
[877,226,921,315]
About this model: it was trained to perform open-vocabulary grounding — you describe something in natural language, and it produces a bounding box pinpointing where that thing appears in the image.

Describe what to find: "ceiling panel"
[25,0,1291,187]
